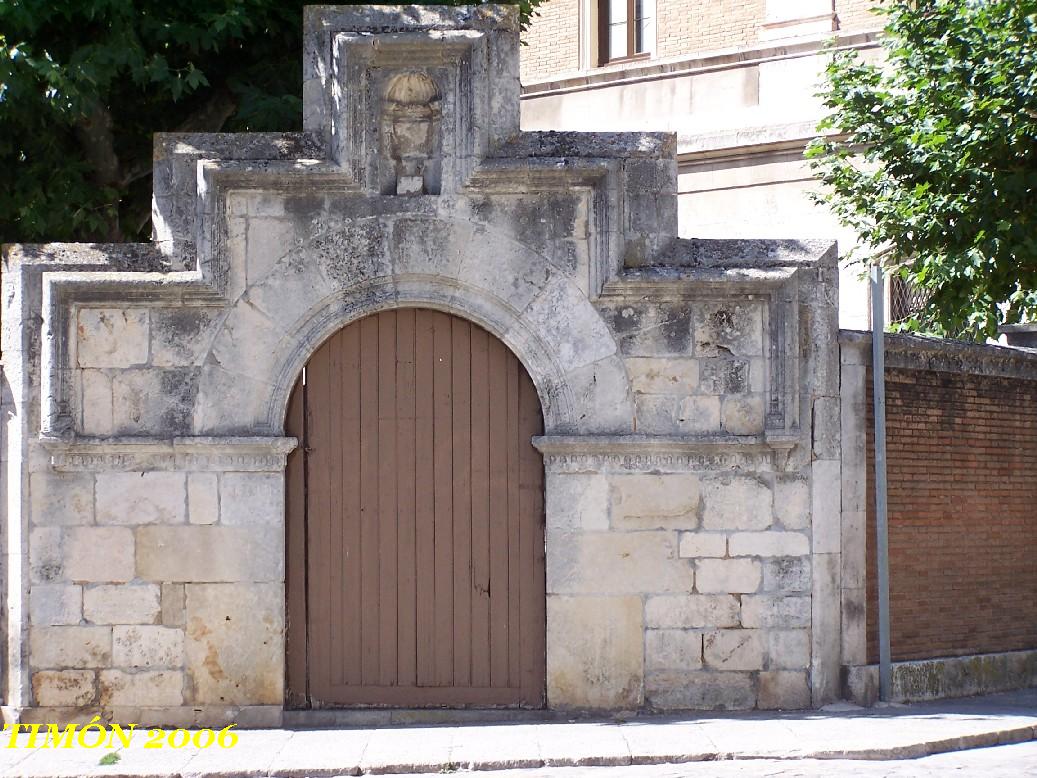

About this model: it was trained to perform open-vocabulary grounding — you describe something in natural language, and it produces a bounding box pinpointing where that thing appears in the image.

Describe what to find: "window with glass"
[598,0,654,64]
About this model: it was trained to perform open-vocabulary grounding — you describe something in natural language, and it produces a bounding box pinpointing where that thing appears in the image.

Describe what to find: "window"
[597,0,654,65]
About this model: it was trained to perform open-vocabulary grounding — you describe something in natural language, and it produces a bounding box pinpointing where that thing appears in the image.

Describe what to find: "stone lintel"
[41,436,297,473]
[533,434,797,473]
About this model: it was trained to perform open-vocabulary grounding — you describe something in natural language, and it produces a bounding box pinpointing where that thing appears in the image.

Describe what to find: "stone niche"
[0,5,840,726]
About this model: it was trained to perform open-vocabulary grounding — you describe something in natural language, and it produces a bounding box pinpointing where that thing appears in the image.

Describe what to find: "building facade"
[520,0,883,329]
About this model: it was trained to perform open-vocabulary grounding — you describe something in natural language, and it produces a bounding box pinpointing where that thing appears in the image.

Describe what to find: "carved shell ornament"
[383,71,442,194]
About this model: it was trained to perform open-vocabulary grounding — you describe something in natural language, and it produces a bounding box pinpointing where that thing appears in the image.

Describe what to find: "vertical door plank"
[339,325,363,687]
[414,311,437,686]
[487,336,509,687]
[377,311,399,686]
[519,370,547,703]
[432,311,455,687]
[506,353,522,688]
[305,342,332,697]
[451,318,473,687]
[358,315,381,685]
[469,325,491,688]
[396,309,418,688]
[285,376,307,706]
[327,330,343,687]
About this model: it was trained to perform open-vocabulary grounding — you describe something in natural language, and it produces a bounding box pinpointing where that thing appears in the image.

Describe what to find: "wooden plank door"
[285,308,546,708]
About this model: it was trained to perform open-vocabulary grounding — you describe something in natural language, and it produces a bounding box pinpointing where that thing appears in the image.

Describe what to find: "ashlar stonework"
[1,4,840,726]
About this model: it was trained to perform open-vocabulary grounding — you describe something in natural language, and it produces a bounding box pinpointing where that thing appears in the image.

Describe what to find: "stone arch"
[193,213,634,437]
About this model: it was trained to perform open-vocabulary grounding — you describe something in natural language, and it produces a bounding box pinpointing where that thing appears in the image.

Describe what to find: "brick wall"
[656,0,764,60]
[836,0,882,34]
[521,0,580,84]
[865,367,1037,663]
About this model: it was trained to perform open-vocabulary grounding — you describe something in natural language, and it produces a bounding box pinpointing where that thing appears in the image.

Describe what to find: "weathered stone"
[728,531,809,557]
[30,626,111,669]
[136,526,283,582]
[701,475,772,530]
[161,584,186,627]
[699,358,749,394]
[646,670,755,711]
[693,301,763,357]
[695,558,760,594]
[704,629,764,671]
[99,670,183,707]
[626,357,698,394]
[150,308,221,367]
[30,584,82,626]
[29,527,64,583]
[547,530,695,594]
[645,630,702,671]
[96,472,187,525]
[63,527,135,582]
[762,557,812,593]
[113,625,185,669]
[611,474,699,529]
[773,476,810,530]
[741,595,811,628]
[765,629,811,670]
[811,459,841,553]
[645,594,741,629]
[80,369,114,435]
[30,473,94,526]
[720,394,765,435]
[547,595,643,709]
[677,532,726,558]
[219,473,282,525]
[32,670,96,707]
[76,308,149,367]
[83,584,161,625]
[545,473,609,530]
[187,472,219,525]
[184,583,283,705]
[758,670,810,710]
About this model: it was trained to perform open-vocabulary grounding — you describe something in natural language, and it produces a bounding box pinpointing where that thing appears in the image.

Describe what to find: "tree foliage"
[807,0,1037,338]
[0,1,545,245]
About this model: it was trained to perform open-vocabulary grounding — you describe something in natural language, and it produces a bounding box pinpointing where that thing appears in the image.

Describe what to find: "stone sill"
[40,435,298,472]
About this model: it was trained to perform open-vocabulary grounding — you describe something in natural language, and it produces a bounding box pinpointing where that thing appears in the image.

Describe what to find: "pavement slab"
[0,688,1033,777]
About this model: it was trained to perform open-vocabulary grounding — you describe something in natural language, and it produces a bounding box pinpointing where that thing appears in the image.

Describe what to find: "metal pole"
[871,264,892,702]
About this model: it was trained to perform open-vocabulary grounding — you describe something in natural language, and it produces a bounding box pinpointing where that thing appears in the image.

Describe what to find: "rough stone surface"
[99,670,183,707]
[645,630,703,671]
[704,629,764,670]
[63,527,135,582]
[220,473,282,525]
[32,670,97,707]
[96,472,187,525]
[741,595,812,628]
[695,558,761,594]
[545,473,609,530]
[547,595,643,710]
[758,670,811,709]
[728,531,809,557]
[30,473,94,526]
[187,473,219,525]
[548,530,695,594]
[136,526,283,582]
[611,474,699,529]
[185,584,283,705]
[113,625,185,669]
[701,475,773,530]
[646,670,755,710]
[76,308,149,368]
[84,584,161,625]
[30,626,112,669]
[645,594,741,629]
[678,532,726,558]
[29,584,82,626]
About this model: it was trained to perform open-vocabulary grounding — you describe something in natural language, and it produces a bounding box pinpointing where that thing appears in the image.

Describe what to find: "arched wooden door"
[285,308,546,708]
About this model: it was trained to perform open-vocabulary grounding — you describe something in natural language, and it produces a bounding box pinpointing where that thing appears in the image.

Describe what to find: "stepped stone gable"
[1,4,839,725]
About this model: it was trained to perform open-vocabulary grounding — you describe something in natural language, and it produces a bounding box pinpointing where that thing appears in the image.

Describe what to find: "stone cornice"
[532,434,799,473]
[840,330,1037,382]
[41,436,298,472]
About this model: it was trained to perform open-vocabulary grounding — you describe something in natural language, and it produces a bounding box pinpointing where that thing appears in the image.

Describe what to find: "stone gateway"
[1,5,840,726]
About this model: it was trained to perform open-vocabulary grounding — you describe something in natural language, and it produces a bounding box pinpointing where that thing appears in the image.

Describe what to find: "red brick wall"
[865,368,1037,662]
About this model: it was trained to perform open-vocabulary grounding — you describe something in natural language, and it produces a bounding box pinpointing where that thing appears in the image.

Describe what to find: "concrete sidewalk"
[2,688,1035,777]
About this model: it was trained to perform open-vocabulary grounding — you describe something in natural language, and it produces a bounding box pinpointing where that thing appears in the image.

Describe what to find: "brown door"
[285,308,546,708]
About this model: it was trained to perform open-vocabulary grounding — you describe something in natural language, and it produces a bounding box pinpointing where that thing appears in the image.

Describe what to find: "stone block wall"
[26,458,288,725]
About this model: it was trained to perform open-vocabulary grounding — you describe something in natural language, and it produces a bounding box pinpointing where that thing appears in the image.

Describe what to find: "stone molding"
[40,436,297,473]
[533,434,798,473]
[840,330,1037,381]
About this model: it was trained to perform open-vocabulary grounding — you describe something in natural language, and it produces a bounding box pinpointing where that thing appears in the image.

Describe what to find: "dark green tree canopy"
[0,1,544,245]
[807,0,1037,338]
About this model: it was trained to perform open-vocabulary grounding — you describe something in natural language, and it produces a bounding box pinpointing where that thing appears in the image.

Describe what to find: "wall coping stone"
[40,436,298,472]
[840,330,1037,382]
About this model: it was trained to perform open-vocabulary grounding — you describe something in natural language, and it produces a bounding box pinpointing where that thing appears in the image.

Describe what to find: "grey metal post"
[871,264,892,701]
